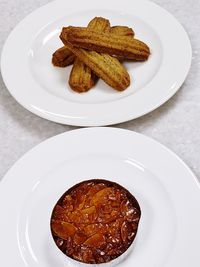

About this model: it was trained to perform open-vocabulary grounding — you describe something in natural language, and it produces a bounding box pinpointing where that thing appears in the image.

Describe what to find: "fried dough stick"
[110,26,134,36]
[60,41,130,91]
[52,46,75,67]
[52,25,134,68]
[69,17,110,92]
[52,17,110,68]
[62,27,150,60]
[69,21,135,92]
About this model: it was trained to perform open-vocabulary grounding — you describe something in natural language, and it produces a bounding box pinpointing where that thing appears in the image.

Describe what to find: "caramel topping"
[51,179,141,264]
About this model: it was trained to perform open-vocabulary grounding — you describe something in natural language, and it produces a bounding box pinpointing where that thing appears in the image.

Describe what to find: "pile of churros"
[52,17,150,93]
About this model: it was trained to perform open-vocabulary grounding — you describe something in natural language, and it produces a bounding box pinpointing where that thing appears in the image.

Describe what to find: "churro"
[52,46,75,67]
[52,17,150,92]
[63,42,130,91]
[111,26,134,37]
[52,17,110,68]
[62,27,150,60]
[69,17,110,92]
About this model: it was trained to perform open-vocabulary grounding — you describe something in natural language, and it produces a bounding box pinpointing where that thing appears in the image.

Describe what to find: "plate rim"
[1,127,198,186]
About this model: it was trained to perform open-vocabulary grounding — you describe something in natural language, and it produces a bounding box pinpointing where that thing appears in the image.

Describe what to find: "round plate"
[0,127,199,266]
[1,0,191,126]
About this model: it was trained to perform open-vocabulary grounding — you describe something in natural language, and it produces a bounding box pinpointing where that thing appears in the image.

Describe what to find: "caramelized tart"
[50,179,141,264]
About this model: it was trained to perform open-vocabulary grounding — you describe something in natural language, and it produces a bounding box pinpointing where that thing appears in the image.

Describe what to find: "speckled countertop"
[0,0,199,180]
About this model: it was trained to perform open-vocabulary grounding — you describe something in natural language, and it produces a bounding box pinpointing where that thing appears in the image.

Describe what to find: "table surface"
[0,0,199,181]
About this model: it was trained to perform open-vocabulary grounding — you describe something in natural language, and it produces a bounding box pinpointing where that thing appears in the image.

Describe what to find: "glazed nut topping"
[51,179,141,264]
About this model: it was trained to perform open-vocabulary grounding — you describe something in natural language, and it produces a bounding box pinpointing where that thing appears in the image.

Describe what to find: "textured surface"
[69,17,110,92]
[0,0,199,180]
[64,27,150,60]
[51,179,141,264]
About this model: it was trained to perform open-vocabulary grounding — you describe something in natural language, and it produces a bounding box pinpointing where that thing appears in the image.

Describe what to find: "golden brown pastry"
[69,58,97,92]
[60,41,130,91]
[61,27,150,60]
[111,26,134,37]
[52,17,110,68]
[110,26,135,61]
[52,46,75,67]
[69,17,110,92]
[87,17,110,33]
[52,25,134,68]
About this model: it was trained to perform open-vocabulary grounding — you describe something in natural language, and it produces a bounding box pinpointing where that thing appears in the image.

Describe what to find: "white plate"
[1,0,191,126]
[0,127,199,267]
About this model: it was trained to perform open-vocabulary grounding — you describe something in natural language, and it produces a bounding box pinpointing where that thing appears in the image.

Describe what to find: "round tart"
[50,179,141,264]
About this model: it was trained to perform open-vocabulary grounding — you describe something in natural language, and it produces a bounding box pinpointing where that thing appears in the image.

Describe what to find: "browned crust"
[69,17,111,93]
[61,41,130,91]
[52,25,134,68]
[52,17,111,69]
[87,17,110,33]
[61,27,150,61]
[110,26,134,61]
[52,46,75,67]
[111,26,134,37]
[69,57,97,92]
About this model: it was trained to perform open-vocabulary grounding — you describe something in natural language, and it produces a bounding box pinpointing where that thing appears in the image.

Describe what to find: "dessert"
[110,26,134,37]
[87,17,110,33]
[51,179,141,264]
[69,58,97,93]
[52,46,75,67]
[52,26,134,68]
[52,16,150,92]
[63,43,130,91]
[52,17,110,69]
[61,27,150,60]
[69,17,110,92]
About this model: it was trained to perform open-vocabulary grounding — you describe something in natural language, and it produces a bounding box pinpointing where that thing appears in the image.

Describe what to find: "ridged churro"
[69,58,97,92]
[52,46,75,67]
[110,26,135,60]
[52,16,150,92]
[52,26,134,68]
[52,17,110,68]
[69,17,110,92]
[88,17,110,33]
[61,27,150,60]
[61,42,130,91]
[111,26,134,37]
